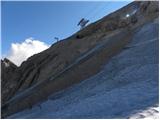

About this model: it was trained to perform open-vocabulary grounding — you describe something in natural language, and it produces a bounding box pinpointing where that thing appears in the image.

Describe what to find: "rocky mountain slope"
[7,14,159,119]
[1,1,159,118]
[1,58,20,104]
[7,15,159,119]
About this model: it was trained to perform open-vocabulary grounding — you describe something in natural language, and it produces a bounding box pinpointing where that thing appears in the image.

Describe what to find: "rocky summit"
[1,1,159,118]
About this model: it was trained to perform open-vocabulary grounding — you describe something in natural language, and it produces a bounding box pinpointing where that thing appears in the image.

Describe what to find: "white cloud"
[6,37,50,66]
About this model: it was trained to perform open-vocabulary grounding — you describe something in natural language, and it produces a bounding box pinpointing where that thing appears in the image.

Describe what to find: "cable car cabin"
[77,18,89,29]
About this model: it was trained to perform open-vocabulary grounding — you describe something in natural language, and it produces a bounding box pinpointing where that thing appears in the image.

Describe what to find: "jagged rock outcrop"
[1,1,158,118]
[1,58,20,105]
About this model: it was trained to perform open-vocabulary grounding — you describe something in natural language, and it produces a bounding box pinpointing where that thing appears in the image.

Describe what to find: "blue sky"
[2,1,132,55]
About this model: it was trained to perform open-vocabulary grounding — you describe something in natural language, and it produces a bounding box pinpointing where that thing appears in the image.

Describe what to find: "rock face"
[1,1,159,118]
[1,58,20,104]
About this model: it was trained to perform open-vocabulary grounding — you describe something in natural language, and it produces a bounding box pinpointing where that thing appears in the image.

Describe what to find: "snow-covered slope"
[8,18,159,119]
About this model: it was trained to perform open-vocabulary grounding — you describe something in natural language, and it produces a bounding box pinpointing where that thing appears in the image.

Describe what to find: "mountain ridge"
[1,1,159,118]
